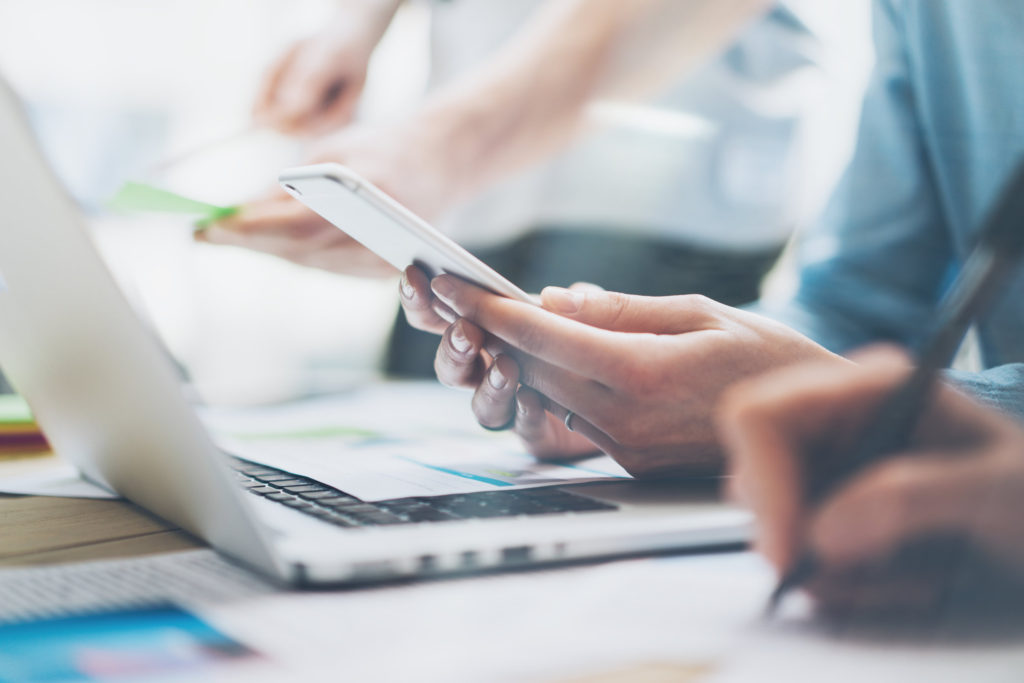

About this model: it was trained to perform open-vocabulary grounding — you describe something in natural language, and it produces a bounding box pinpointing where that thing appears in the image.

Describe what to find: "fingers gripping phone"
[279,163,535,304]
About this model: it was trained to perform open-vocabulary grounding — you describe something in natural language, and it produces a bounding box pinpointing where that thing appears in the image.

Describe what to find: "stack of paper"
[0,394,48,455]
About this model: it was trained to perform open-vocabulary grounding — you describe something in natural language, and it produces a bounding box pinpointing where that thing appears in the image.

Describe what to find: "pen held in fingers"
[764,160,1024,617]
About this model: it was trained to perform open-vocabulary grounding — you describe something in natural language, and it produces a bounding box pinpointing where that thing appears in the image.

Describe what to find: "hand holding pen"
[718,162,1024,617]
[719,347,1024,616]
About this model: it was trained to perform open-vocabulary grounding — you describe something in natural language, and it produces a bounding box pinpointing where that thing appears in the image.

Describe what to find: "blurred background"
[0,0,871,406]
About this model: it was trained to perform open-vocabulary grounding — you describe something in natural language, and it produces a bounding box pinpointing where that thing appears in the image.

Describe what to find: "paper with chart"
[202,381,631,502]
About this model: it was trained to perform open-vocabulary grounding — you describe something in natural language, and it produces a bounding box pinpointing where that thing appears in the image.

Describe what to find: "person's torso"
[427,0,845,251]
[896,0,1024,367]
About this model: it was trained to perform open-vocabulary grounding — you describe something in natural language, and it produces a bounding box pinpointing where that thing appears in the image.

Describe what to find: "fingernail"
[430,276,455,304]
[399,272,415,300]
[542,287,583,314]
[516,396,528,416]
[488,363,508,390]
[449,324,472,353]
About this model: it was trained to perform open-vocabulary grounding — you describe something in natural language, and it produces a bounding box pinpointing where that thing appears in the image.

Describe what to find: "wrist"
[328,0,401,46]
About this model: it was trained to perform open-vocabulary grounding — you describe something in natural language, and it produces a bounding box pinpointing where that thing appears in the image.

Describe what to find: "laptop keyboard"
[229,458,617,528]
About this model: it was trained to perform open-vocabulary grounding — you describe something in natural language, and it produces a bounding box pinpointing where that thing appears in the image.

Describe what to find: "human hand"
[718,347,1024,614]
[398,266,843,476]
[198,122,458,276]
[196,188,394,277]
[253,2,398,136]
[398,266,601,461]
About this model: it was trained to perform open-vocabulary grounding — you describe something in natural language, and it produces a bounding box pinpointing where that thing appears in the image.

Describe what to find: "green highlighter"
[107,181,239,230]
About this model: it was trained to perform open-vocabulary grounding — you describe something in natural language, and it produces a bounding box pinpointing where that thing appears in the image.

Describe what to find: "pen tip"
[763,553,818,620]
[763,584,786,619]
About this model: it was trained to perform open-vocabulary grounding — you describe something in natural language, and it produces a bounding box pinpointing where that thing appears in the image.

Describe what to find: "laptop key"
[376,500,450,523]
[518,488,616,512]
[283,484,330,495]
[313,495,362,507]
[246,486,279,496]
[337,504,384,516]
[259,478,308,488]
[430,495,512,519]
[266,493,296,503]
[343,506,407,525]
[237,464,279,477]
[253,473,301,483]
[358,513,407,525]
[323,513,361,528]
[298,490,347,501]
[400,506,460,523]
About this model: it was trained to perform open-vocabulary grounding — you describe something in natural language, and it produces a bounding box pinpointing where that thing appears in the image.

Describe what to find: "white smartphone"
[278,163,535,304]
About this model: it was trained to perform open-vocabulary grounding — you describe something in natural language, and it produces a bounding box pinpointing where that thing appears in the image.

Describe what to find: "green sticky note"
[0,394,34,425]
[107,181,239,229]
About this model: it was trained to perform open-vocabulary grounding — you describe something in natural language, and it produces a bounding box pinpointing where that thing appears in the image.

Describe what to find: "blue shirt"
[760,0,1024,418]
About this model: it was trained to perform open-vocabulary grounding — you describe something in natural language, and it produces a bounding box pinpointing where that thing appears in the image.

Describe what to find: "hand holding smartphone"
[279,163,535,304]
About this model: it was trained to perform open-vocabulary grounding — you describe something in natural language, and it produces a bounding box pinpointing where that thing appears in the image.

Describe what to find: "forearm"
[414,0,771,200]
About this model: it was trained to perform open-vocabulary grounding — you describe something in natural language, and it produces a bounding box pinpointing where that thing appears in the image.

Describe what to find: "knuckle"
[675,293,720,324]
[679,293,715,311]
[601,292,632,328]
[457,296,480,321]
[513,324,548,359]
[433,348,473,388]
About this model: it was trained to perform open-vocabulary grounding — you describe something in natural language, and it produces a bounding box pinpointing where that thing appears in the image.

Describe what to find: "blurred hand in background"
[205,0,773,278]
[197,119,460,277]
[252,0,401,137]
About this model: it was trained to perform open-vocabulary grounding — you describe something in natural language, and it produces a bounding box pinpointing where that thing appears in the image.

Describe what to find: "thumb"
[539,287,717,333]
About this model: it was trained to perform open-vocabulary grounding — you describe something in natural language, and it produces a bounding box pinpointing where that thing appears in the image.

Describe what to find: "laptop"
[0,77,750,586]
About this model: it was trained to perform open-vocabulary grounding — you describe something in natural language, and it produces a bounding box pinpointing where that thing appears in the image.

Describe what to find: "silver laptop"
[0,78,750,586]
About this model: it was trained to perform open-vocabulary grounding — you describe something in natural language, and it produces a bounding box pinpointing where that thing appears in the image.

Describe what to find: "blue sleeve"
[757,0,954,355]
[946,365,1024,422]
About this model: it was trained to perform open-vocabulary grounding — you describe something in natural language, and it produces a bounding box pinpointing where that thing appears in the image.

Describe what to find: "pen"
[766,161,1024,616]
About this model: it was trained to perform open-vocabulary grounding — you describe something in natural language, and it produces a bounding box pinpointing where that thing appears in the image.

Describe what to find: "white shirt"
[427,0,868,252]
